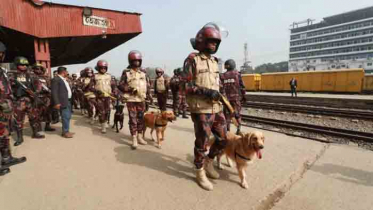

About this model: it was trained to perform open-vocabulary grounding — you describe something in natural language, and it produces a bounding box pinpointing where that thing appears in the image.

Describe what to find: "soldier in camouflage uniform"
[51,70,60,124]
[220,59,246,134]
[178,68,189,119]
[87,60,114,133]
[32,63,56,132]
[83,67,97,124]
[118,50,151,149]
[170,69,180,117]
[182,23,228,191]
[154,68,169,111]
[10,56,45,144]
[0,41,27,176]
[76,70,86,115]
[71,73,80,110]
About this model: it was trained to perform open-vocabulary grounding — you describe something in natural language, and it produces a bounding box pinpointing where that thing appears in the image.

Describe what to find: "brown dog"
[142,110,176,148]
[210,131,265,189]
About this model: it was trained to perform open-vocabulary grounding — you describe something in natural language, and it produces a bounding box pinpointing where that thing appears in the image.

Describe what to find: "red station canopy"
[0,0,142,73]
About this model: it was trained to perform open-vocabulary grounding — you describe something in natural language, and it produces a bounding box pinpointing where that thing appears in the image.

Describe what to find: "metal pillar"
[34,38,51,77]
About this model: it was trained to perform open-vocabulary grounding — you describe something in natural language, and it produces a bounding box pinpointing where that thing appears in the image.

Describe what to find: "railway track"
[156,102,373,145]
[240,115,373,143]
[243,101,373,120]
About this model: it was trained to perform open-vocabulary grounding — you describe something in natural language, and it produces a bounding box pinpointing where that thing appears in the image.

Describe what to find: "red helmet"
[195,27,221,54]
[155,67,164,75]
[128,50,142,67]
[84,67,94,75]
[95,60,108,71]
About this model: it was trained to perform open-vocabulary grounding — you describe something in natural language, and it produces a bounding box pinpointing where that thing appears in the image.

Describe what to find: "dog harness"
[235,150,251,161]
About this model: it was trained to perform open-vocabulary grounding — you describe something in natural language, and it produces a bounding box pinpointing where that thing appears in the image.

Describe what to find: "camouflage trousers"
[191,112,227,169]
[171,91,179,114]
[96,97,111,124]
[38,96,52,123]
[72,92,80,109]
[178,94,187,112]
[223,100,242,131]
[86,97,97,118]
[157,93,168,111]
[14,96,41,131]
[127,102,145,136]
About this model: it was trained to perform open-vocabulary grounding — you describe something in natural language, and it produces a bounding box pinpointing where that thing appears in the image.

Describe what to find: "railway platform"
[0,111,371,210]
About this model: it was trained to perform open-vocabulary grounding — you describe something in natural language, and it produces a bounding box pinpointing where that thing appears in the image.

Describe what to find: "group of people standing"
[0,22,247,192]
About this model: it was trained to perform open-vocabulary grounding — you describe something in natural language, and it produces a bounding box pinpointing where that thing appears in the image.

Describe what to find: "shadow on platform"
[114,146,195,181]
[311,163,373,187]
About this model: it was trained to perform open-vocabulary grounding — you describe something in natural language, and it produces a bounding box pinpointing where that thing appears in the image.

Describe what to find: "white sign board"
[83,15,115,29]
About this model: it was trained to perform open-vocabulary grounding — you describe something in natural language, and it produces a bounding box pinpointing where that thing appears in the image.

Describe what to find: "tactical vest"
[221,70,240,101]
[84,78,95,99]
[0,67,12,99]
[95,73,112,96]
[14,72,32,98]
[123,69,147,102]
[186,54,222,114]
[156,76,166,93]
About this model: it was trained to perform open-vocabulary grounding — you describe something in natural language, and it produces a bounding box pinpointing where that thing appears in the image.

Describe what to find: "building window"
[368,63,373,66]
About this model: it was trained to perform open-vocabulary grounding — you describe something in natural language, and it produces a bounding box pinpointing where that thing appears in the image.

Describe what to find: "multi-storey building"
[289,6,373,73]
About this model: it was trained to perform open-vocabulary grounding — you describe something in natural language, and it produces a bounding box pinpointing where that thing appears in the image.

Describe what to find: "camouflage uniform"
[88,60,113,133]
[10,57,44,141]
[32,64,56,132]
[220,59,246,134]
[71,74,80,109]
[178,74,189,119]
[154,68,169,111]
[51,70,60,124]
[119,68,150,136]
[183,52,227,169]
[82,68,97,122]
[0,49,27,175]
[118,50,151,149]
[183,22,229,191]
[170,69,180,116]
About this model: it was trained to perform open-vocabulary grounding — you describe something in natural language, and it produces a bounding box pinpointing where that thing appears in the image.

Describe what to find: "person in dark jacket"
[289,77,298,97]
[51,67,74,138]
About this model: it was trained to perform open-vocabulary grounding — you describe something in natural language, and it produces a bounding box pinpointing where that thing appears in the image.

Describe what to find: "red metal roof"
[0,0,142,67]
[0,0,142,38]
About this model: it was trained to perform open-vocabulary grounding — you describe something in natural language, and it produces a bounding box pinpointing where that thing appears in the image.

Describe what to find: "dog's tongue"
[256,150,262,159]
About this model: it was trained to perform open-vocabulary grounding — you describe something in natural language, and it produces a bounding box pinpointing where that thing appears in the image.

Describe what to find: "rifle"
[98,90,117,100]
[14,79,43,105]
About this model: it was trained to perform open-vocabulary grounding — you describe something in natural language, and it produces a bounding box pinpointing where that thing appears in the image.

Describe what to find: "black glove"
[205,89,221,101]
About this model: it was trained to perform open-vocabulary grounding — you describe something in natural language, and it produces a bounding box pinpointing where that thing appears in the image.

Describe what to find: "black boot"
[0,167,10,176]
[14,129,24,147]
[182,110,189,119]
[44,123,56,132]
[1,139,27,168]
[236,124,242,135]
[32,127,45,139]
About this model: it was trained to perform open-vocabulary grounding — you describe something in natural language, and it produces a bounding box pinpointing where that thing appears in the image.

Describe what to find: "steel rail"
[241,115,373,142]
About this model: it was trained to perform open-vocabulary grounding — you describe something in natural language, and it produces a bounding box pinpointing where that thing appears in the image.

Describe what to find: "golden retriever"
[142,110,176,148]
[210,131,265,189]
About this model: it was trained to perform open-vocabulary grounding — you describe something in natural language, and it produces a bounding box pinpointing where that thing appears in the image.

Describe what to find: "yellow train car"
[241,74,261,91]
[260,69,365,93]
[363,74,373,92]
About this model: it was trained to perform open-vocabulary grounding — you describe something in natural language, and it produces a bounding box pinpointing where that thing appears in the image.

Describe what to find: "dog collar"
[155,123,167,127]
[235,149,251,161]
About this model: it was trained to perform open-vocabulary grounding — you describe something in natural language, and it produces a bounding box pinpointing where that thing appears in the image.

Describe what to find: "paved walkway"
[0,111,371,210]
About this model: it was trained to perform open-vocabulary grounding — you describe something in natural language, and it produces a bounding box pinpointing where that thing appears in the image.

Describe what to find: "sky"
[54,0,373,77]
